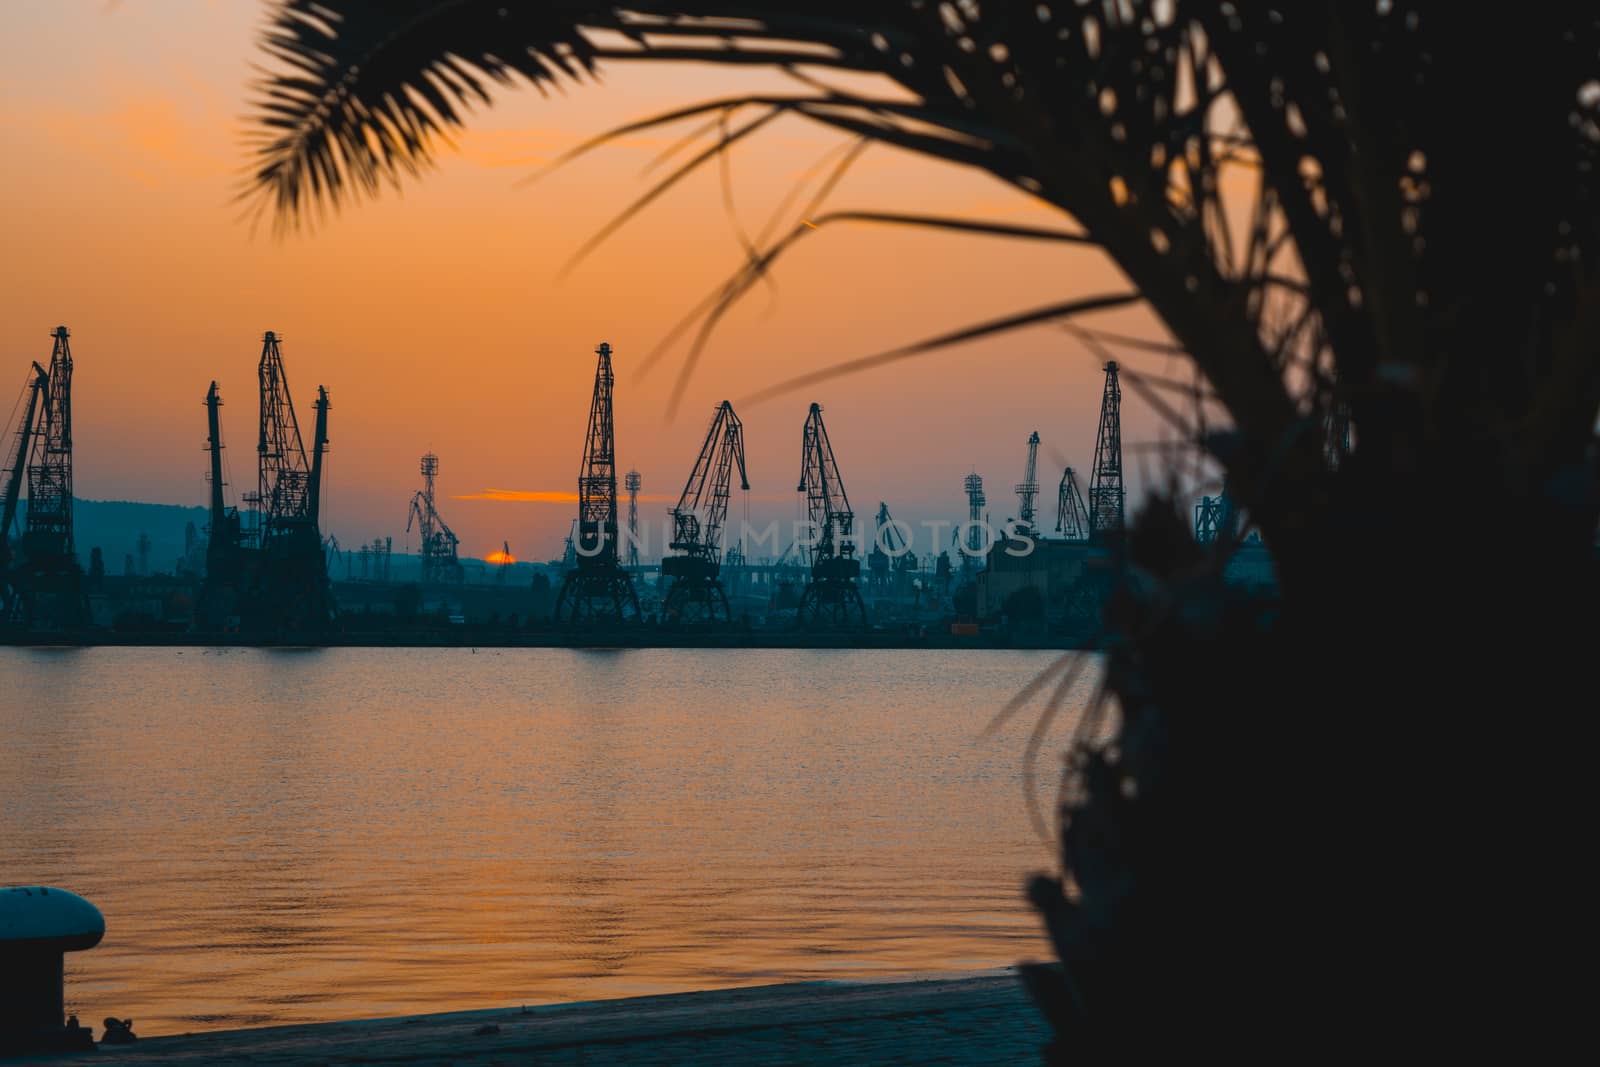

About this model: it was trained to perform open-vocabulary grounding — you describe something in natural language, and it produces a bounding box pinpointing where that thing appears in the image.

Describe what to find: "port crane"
[662,400,749,624]
[560,523,577,569]
[1194,479,1237,544]
[407,452,463,585]
[0,362,49,621]
[244,332,333,631]
[1056,468,1090,541]
[14,328,86,627]
[1088,361,1125,536]
[866,501,916,594]
[796,403,865,628]
[556,342,639,624]
[1015,431,1041,530]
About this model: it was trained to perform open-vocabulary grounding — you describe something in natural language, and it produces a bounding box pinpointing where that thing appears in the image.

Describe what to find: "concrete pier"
[11,970,1047,1065]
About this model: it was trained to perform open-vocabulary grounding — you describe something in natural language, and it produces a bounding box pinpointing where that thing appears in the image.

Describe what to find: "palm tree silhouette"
[245,4,1598,1057]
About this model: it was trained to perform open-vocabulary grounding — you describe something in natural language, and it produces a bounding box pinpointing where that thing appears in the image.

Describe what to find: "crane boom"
[256,331,311,534]
[14,327,85,627]
[245,332,333,631]
[26,328,76,560]
[867,500,915,590]
[1,362,50,619]
[1056,467,1090,541]
[662,400,749,623]
[797,403,855,569]
[670,401,749,563]
[2,363,48,551]
[555,342,639,624]
[795,403,865,627]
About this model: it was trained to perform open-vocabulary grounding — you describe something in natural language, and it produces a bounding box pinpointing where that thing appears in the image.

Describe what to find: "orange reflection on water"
[0,647,1092,1035]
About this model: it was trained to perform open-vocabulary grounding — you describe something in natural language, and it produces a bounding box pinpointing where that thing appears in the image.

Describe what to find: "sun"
[485,550,516,565]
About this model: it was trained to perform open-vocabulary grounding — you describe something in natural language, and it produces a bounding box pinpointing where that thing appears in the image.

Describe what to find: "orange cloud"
[455,489,581,503]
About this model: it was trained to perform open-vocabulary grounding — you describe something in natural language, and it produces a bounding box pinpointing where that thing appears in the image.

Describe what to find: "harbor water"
[0,647,1096,1035]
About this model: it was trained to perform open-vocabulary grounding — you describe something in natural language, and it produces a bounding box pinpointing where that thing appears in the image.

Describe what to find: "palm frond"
[248,1,605,228]
[738,291,1142,407]
[246,1,1600,539]
[557,102,791,276]
[247,2,920,228]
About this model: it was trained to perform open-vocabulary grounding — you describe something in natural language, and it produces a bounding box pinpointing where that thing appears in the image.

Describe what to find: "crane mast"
[26,329,75,560]
[1015,431,1040,530]
[795,403,865,628]
[1088,361,1125,536]
[1,362,49,620]
[198,381,247,630]
[308,385,329,532]
[662,400,749,623]
[206,382,228,523]
[556,342,639,624]
[253,331,311,542]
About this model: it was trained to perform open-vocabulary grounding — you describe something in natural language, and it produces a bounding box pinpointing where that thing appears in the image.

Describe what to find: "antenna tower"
[963,472,986,562]
[624,469,642,570]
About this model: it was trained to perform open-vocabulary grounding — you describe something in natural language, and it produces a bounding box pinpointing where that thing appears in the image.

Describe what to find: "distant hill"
[9,498,212,575]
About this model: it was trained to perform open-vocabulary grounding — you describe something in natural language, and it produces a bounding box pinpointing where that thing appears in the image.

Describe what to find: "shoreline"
[16,969,1047,1065]
[0,631,1085,651]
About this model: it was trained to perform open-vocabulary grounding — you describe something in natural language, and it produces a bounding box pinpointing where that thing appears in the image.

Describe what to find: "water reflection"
[1,647,1093,1034]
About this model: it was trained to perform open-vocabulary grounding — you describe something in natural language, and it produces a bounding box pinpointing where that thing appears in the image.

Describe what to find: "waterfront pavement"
[17,970,1050,1065]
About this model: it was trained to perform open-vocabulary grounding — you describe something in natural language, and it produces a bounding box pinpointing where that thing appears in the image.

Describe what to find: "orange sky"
[0,1,1192,562]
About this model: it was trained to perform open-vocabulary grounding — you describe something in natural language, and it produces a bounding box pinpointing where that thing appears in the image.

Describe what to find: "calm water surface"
[0,647,1095,1035]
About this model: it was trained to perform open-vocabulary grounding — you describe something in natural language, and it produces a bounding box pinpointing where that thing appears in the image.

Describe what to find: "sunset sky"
[1,1,1194,562]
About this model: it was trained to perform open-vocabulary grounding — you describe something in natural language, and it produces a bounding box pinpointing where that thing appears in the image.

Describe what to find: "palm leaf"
[738,291,1142,407]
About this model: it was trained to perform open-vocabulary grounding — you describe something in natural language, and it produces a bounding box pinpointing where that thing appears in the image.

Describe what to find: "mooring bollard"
[0,886,104,1054]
